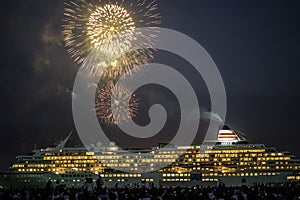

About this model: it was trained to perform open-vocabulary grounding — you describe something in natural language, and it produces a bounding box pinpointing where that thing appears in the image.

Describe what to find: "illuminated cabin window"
[202,178,218,182]
[162,178,190,182]
[141,178,154,182]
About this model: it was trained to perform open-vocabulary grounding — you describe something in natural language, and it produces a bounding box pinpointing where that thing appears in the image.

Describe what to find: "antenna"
[55,130,73,149]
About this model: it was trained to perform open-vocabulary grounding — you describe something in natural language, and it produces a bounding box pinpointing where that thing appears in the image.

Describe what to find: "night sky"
[0,0,300,170]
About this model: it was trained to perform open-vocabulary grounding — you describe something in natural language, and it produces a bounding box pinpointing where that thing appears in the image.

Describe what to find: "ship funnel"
[217,126,241,144]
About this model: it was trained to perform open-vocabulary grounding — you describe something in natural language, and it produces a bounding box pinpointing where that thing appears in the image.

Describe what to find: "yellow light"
[110,60,118,68]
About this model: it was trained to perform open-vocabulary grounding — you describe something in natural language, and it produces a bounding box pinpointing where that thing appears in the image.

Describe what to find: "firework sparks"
[95,84,139,125]
[63,0,161,74]
[87,4,135,51]
[84,49,153,80]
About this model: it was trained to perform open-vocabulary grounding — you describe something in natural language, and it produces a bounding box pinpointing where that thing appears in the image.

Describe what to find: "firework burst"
[86,4,135,51]
[84,48,153,80]
[63,0,161,74]
[95,84,139,125]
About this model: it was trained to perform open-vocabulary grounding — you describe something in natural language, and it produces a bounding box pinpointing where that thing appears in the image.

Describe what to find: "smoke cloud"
[201,108,223,122]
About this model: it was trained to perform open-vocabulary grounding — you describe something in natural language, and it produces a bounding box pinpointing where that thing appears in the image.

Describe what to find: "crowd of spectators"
[0,180,299,200]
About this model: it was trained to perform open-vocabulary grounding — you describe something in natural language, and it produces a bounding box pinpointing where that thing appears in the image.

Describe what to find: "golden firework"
[95,84,139,125]
[63,0,161,73]
[87,4,135,50]
[84,48,153,80]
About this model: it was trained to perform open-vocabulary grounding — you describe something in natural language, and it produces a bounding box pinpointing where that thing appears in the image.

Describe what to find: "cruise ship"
[1,126,300,188]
